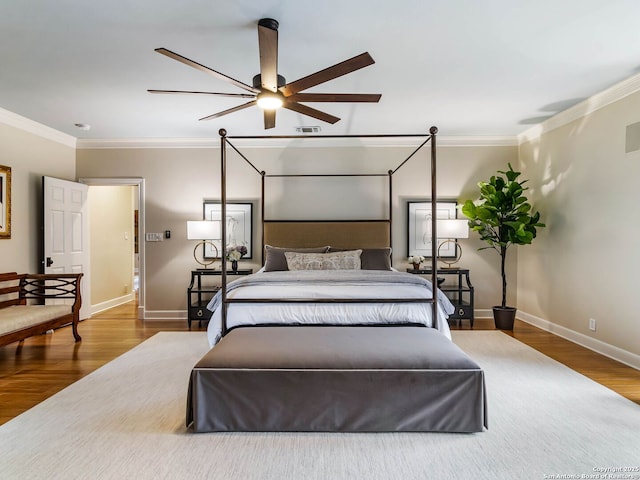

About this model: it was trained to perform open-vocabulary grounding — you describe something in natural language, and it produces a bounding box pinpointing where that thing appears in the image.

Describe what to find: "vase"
[412,263,420,271]
[231,260,238,271]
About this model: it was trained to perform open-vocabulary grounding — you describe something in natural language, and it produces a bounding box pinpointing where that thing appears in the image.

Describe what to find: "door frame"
[79,177,146,320]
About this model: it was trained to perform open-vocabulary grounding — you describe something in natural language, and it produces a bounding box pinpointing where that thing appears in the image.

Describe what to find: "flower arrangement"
[408,255,425,269]
[226,245,248,261]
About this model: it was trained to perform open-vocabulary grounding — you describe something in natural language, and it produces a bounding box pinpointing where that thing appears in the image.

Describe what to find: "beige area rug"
[1,331,640,480]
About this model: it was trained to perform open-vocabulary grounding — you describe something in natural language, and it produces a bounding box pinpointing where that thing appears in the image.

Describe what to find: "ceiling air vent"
[295,126,321,134]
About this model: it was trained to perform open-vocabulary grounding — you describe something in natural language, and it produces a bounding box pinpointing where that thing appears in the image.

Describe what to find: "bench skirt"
[187,326,487,433]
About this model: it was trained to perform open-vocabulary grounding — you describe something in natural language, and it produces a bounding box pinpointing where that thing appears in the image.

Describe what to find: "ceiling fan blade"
[199,100,257,121]
[284,102,340,124]
[287,93,381,103]
[280,52,375,97]
[264,109,276,129]
[148,89,255,98]
[258,18,279,93]
[155,48,260,94]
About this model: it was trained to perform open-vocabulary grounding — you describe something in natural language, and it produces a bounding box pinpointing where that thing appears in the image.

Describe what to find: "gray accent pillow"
[264,245,330,272]
[285,250,362,271]
[328,247,392,270]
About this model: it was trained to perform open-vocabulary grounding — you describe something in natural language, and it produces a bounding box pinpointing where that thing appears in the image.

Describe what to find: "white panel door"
[43,176,90,319]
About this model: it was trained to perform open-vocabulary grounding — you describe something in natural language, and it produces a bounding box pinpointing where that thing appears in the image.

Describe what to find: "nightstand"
[407,267,474,327]
[187,269,253,329]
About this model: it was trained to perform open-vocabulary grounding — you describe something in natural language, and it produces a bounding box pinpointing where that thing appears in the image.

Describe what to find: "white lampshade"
[186,220,221,240]
[436,219,469,239]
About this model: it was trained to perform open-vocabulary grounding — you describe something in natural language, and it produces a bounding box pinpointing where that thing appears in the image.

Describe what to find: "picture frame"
[407,201,458,258]
[0,165,11,239]
[203,202,253,259]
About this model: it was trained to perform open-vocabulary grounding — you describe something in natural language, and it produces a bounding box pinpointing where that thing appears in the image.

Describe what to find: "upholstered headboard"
[263,220,391,251]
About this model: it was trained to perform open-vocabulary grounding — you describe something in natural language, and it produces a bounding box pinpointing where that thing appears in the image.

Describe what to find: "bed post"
[429,126,438,323]
[219,128,228,336]
[261,170,266,265]
[388,170,393,263]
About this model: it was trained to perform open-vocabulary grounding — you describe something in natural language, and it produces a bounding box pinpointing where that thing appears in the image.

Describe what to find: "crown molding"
[518,71,640,144]
[438,136,517,147]
[76,138,218,149]
[76,135,517,150]
[0,108,77,148]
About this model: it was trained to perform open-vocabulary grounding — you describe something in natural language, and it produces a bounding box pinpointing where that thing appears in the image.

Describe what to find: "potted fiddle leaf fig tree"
[461,163,545,330]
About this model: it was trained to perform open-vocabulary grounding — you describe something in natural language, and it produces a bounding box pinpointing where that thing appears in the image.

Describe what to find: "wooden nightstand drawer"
[189,306,213,321]
[448,304,473,319]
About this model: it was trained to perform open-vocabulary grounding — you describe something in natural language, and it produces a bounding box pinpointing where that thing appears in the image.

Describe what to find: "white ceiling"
[1,0,640,141]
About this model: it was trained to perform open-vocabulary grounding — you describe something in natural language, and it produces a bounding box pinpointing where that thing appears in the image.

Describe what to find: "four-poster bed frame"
[185,125,487,433]
[217,126,440,337]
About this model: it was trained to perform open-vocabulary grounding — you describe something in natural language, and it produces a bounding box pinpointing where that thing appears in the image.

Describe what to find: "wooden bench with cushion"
[0,272,83,347]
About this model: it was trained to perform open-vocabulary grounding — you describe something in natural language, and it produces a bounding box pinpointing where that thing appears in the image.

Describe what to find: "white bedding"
[206,270,454,346]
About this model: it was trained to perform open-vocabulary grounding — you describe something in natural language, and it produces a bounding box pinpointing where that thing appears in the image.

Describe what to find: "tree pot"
[493,306,516,330]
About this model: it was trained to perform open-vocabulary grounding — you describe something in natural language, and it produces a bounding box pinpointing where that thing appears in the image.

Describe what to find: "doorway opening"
[80,177,145,320]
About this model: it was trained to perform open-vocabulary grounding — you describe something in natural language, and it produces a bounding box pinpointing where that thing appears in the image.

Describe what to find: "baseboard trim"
[475,308,493,319]
[518,310,640,371]
[90,294,134,316]
[142,310,187,321]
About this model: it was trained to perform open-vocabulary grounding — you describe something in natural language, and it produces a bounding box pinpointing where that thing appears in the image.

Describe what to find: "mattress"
[206,270,454,345]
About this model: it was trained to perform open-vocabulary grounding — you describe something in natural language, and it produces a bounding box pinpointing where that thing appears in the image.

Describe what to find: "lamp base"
[437,240,462,268]
[193,240,219,269]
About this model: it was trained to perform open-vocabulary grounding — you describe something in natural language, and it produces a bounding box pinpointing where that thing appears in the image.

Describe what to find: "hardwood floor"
[1,303,639,426]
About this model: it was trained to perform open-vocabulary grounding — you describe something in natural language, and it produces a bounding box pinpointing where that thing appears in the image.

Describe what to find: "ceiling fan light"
[257,92,283,110]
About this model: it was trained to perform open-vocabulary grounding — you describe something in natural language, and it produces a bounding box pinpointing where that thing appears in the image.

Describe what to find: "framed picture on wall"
[203,202,253,259]
[0,165,11,239]
[407,201,457,258]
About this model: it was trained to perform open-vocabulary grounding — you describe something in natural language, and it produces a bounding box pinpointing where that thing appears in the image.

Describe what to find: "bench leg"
[72,318,82,342]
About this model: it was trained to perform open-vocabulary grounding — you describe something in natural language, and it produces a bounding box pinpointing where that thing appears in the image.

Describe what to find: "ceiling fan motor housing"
[253,74,286,89]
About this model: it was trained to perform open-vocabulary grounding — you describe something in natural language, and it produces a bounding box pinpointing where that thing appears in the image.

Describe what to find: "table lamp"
[186,220,221,269]
[436,219,469,268]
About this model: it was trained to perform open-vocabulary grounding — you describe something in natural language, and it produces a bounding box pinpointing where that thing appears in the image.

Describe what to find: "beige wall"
[518,91,640,358]
[76,143,517,316]
[88,185,135,307]
[0,122,76,274]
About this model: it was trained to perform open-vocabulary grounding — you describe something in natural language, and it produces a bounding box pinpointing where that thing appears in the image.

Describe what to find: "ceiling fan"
[148,18,381,129]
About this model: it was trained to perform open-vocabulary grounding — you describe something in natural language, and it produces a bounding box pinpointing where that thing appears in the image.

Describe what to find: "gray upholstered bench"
[187,326,487,433]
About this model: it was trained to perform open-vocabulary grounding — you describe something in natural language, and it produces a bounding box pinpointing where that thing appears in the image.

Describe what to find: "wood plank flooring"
[1,303,639,426]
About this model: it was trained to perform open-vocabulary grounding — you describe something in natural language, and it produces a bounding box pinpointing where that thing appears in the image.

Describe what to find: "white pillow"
[285,250,362,271]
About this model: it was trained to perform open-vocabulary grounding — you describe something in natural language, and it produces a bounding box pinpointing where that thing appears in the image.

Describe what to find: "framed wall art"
[203,202,253,259]
[407,200,457,258]
[0,165,11,239]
